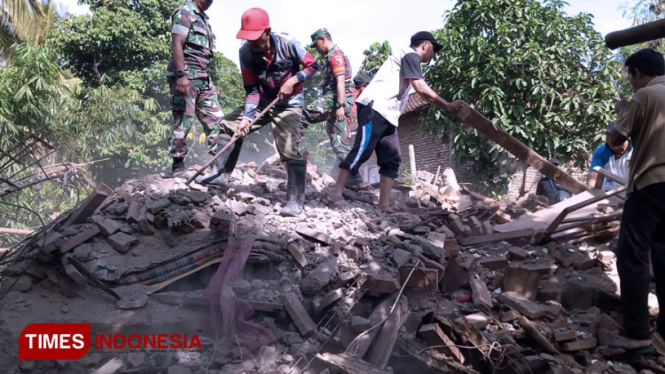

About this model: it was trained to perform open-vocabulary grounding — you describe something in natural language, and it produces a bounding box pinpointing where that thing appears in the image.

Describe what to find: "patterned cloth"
[167,77,224,157]
[166,1,215,78]
[238,32,318,121]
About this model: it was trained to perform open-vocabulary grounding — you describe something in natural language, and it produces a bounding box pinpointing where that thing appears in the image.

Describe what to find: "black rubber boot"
[280,159,307,217]
[197,135,239,185]
[170,157,186,177]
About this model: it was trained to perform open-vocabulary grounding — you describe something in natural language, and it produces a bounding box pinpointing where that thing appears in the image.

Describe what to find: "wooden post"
[409,145,416,185]
[456,103,588,195]
[605,19,665,49]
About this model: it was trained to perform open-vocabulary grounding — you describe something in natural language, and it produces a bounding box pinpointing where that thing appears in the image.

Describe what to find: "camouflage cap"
[309,28,329,47]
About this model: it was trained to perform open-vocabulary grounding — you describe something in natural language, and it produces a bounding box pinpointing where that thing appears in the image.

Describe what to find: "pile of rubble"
[0,159,662,374]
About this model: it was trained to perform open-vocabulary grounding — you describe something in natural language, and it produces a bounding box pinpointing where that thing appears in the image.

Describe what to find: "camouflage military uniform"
[166,1,223,158]
[300,44,354,160]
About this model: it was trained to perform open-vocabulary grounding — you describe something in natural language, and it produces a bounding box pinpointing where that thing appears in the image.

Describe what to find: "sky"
[58,0,635,74]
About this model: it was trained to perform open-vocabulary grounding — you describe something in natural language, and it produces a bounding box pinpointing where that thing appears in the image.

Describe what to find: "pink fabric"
[204,236,276,357]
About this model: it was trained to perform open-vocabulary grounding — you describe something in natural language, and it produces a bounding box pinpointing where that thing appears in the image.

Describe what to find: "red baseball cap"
[237,8,270,40]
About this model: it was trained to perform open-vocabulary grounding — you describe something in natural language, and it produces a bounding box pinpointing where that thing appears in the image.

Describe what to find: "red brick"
[281,292,316,335]
[287,243,308,269]
[508,246,529,260]
[315,288,344,313]
[60,226,100,254]
[418,323,465,363]
[296,227,331,245]
[61,254,86,286]
[478,256,509,270]
[399,266,438,288]
[498,291,545,319]
[470,278,493,309]
[62,183,113,227]
[94,218,121,237]
[366,273,400,296]
[560,338,597,351]
[107,232,139,253]
[391,248,412,268]
[554,330,577,342]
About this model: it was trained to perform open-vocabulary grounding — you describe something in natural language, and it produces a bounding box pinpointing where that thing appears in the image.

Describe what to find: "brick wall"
[507,165,587,198]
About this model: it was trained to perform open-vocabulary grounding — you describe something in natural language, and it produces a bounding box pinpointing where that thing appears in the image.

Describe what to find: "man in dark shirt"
[535,158,571,204]
[198,8,318,217]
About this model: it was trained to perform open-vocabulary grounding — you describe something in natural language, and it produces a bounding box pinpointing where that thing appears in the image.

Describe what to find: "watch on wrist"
[334,102,344,109]
[175,70,186,78]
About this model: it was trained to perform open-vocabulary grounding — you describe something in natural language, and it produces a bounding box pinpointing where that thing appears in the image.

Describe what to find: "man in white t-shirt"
[587,121,632,190]
[327,31,464,212]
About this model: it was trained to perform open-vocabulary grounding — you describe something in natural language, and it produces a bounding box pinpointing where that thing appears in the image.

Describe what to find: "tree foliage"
[359,41,392,78]
[425,0,622,190]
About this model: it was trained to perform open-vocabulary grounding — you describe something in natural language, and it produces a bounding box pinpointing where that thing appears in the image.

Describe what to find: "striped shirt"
[239,33,318,120]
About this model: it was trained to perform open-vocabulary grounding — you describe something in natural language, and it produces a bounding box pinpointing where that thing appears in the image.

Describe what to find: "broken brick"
[107,232,139,254]
[281,292,316,336]
[60,226,100,254]
[286,243,308,269]
[426,232,446,249]
[331,271,356,289]
[391,248,412,268]
[559,252,583,268]
[418,323,465,363]
[94,218,121,237]
[559,337,597,352]
[573,256,597,271]
[344,246,360,263]
[296,227,331,246]
[508,246,529,260]
[315,288,343,313]
[62,183,113,227]
[61,254,86,286]
[399,266,438,288]
[126,201,141,223]
[478,256,509,270]
[209,211,235,237]
[554,330,577,343]
[441,258,469,294]
[366,273,400,296]
[301,258,337,294]
[498,291,546,319]
[470,278,493,310]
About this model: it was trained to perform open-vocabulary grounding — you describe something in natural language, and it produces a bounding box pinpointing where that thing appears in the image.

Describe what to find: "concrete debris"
[0,161,644,374]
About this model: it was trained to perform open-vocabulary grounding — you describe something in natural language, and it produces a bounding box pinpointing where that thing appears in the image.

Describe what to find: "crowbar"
[186,98,279,185]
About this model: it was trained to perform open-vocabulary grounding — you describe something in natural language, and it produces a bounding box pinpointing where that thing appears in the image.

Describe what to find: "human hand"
[278,77,297,102]
[446,100,465,113]
[237,119,252,138]
[176,76,190,96]
[335,106,346,122]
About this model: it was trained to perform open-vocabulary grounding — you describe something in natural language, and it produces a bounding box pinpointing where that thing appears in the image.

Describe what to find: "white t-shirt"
[603,147,633,191]
[356,47,424,127]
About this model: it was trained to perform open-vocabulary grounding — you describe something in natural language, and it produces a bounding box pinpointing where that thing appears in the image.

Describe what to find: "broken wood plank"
[518,316,559,354]
[365,296,409,369]
[457,229,534,247]
[541,186,627,239]
[347,293,396,358]
[0,227,33,235]
[593,166,628,186]
[418,323,465,363]
[456,103,587,194]
[62,183,114,227]
[315,353,390,374]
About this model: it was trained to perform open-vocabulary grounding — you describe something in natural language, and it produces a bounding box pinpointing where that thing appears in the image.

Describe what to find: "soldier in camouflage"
[303,28,363,186]
[166,0,225,179]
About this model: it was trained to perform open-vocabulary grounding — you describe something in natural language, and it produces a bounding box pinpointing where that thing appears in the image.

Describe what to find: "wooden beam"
[593,166,628,186]
[0,227,34,235]
[456,103,588,195]
[605,19,665,49]
[542,186,627,238]
[457,228,534,247]
[365,296,409,369]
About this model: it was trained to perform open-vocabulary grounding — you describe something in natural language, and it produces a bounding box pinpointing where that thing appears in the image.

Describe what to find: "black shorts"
[339,103,402,179]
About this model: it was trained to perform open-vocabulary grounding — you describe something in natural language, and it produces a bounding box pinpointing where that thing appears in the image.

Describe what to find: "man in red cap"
[200,8,318,216]
[327,31,464,213]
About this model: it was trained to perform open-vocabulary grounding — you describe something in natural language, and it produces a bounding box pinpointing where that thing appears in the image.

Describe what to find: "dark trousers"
[339,103,401,179]
[617,182,665,340]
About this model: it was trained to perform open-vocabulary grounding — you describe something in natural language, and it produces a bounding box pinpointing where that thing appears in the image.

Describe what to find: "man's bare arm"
[172,34,189,95]
[586,171,604,189]
[410,78,463,113]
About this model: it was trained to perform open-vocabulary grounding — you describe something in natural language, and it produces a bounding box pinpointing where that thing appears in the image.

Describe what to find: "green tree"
[359,41,392,78]
[426,0,622,192]
[0,0,45,59]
